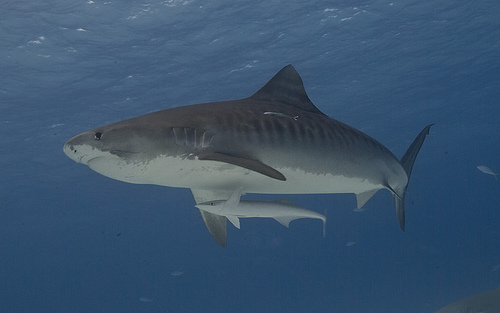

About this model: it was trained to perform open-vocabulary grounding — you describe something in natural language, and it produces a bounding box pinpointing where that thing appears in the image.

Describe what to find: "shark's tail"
[395,124,434,230]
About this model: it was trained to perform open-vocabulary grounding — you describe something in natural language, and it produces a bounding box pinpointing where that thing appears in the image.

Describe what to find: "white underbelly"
[87,155,385,195]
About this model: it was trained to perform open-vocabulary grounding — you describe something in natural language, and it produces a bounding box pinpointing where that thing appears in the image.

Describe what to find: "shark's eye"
[94,132,102,140]
[210,202,215,206]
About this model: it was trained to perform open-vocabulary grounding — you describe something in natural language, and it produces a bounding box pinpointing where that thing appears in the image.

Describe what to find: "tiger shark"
[63,64,432,246]
[434,287,500,313]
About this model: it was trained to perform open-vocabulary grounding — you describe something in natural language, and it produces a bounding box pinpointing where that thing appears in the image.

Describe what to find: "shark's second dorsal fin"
[249,65,325,115]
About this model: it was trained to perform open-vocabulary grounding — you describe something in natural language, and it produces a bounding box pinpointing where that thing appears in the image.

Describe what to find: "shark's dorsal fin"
[249,65,325,115]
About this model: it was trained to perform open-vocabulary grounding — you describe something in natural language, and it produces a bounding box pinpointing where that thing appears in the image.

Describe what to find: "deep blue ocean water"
[1,1,499,312]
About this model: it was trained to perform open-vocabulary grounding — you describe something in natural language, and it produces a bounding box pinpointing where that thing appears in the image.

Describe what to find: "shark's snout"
[63,142,78,162]
[63,140,91,164]
[63,132,104,165]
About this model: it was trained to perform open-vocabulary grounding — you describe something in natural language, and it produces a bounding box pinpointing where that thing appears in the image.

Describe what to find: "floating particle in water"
[171,271,184,276]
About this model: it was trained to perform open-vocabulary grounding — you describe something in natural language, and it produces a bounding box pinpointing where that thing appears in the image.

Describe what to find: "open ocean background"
[1,1,499,312]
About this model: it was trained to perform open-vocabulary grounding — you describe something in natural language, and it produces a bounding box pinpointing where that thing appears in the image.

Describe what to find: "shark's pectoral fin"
[197,152,286,181]
[226,216,241,229]
[198,209,227,247]
[355,189,379,209]
[192,189,234,247]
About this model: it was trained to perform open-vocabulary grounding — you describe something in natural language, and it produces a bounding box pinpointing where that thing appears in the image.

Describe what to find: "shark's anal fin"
[197,152,286,181]
[274,216,296,228]
[355,189,378,209]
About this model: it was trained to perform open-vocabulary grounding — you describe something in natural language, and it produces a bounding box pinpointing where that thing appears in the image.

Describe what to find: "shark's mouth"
[87,156,106,166]
[109,150,140,157]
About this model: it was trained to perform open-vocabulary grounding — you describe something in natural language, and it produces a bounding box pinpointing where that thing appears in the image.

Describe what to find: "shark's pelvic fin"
[227,216,241,229]
[224,187,243,209]
[197,152,286,181]
[224,188,243,229]
[395,124,434,231]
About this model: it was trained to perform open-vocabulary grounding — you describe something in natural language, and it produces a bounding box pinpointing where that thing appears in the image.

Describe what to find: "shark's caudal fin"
[395,124,434,230]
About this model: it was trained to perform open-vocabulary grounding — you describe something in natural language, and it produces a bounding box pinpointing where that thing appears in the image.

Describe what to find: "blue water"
[1,1,499,312]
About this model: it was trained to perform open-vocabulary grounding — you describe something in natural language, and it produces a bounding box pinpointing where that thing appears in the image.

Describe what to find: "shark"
[63,64,432,246]
[434,287,500,313]
[195,188,327,236]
